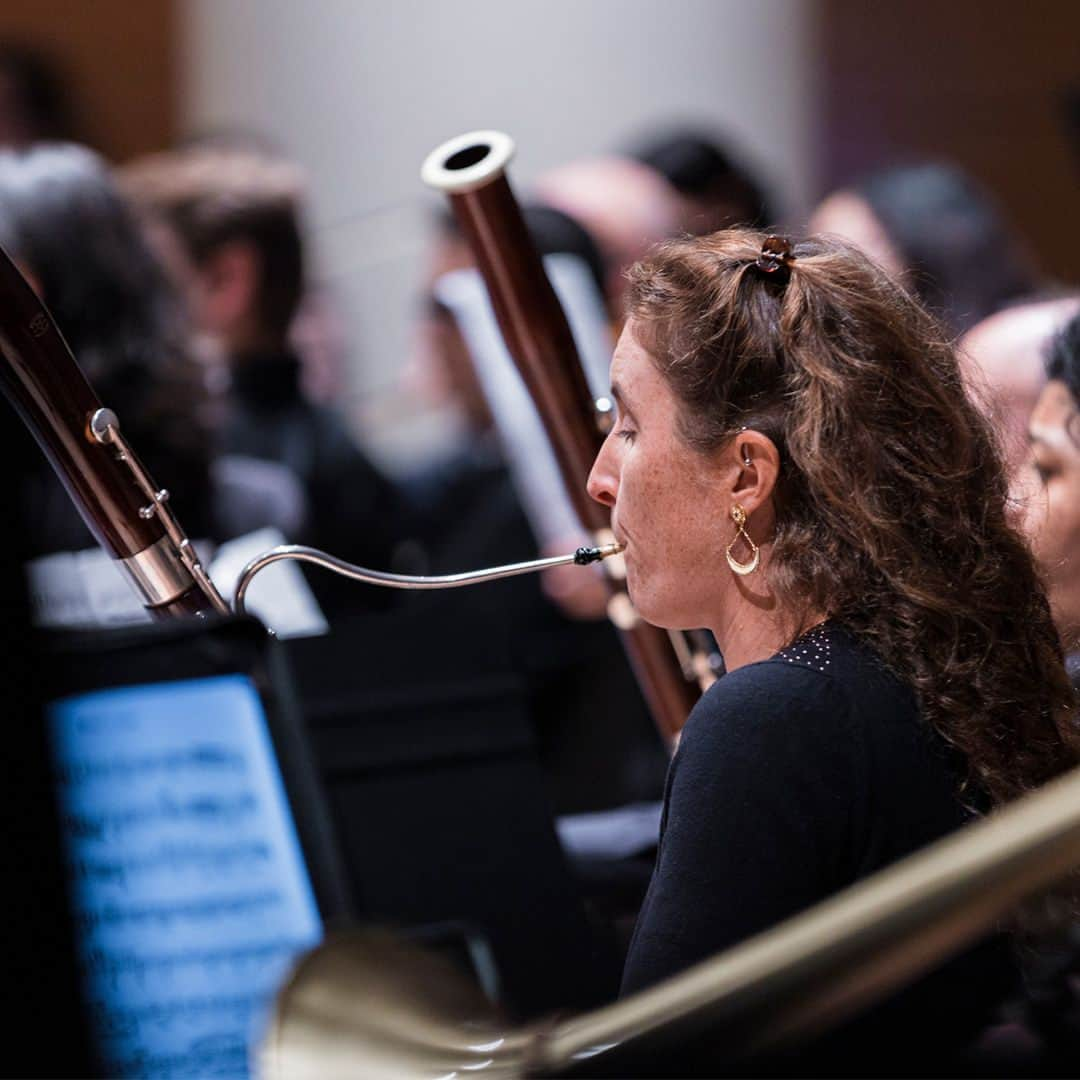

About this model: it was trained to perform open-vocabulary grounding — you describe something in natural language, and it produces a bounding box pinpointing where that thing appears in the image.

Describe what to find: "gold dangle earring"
[725,503,760,576]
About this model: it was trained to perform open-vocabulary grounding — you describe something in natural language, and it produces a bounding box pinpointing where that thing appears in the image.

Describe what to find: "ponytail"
[627,228,1078,807]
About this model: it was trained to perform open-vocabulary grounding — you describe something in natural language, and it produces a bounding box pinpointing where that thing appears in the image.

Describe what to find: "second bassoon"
[421,130,701,741]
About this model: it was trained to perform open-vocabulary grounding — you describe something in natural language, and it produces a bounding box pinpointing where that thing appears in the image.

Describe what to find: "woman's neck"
[710,591,827,674]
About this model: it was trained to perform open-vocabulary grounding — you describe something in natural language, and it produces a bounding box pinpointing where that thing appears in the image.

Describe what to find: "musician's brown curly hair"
[627,229,1078,807]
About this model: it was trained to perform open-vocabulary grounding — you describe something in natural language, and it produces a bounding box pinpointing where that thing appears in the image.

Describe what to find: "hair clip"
[754,235,794,281]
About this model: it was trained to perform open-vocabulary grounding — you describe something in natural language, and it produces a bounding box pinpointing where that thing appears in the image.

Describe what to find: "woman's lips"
[612,527,631,565]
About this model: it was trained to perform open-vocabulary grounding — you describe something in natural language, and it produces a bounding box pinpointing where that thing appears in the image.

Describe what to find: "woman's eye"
[616,426,637,444]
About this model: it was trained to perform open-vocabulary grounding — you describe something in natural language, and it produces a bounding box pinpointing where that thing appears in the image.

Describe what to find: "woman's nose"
[587,439,618,508]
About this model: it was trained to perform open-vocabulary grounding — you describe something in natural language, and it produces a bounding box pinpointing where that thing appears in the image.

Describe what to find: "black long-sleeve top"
[621,621,1015,1072]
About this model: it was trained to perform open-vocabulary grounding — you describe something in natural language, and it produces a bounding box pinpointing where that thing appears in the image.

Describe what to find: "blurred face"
[402,232,494,434]
[586,320,730,629]
[808,191,905,278]
[959,298,1080,478]
[1021,379,1080,642]
[534,157,680,313]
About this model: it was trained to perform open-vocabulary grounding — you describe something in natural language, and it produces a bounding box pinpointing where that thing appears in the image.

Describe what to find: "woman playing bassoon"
[586,229,1079,1068]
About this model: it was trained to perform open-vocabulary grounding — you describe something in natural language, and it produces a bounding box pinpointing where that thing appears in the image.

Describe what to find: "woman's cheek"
[1058,488,1080,567]
[1021,484,1050,558]
[1040,484,1078,577]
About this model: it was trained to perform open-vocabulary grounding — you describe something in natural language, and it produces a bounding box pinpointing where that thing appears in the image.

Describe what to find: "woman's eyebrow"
[610,382,637,421]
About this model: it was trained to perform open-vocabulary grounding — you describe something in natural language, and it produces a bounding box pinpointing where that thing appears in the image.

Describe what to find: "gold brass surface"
[260,762,1080,1077]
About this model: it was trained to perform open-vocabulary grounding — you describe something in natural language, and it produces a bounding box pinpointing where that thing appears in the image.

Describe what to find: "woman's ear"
[728,430,781,514]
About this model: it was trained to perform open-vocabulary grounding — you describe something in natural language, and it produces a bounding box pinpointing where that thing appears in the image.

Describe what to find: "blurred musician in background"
[960,294,1080,477]
[534,154,681,318]
[1022,312,1080,662]
[628,126,775,237]
[121,145,406,612]
[405,203,608,599]
[587,228,1079,1066]
[0,42,74,149]
[0,142,304,559]
[1006,309,1080,1064]
[810,163,1039,337]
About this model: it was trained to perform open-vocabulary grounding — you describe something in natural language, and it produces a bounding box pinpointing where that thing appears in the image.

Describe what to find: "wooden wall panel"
[821,0,1080,281]
[0,0,176,162]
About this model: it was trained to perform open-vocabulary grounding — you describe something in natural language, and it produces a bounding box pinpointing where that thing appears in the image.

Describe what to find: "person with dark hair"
[628,127,774,235]
[0,43,73,148]
[533,156,681,315]
[0,142,304,557]
[810,163,1039,336]
[1008,309,1080,1063]
[961,294,1080,476]
[1023,312,1080,651]
[121,145,404,607]
[586,229,1078,1066]
[121,145,307,354]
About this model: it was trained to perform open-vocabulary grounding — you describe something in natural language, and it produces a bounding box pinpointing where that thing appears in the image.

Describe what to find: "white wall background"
[180,0,819,470]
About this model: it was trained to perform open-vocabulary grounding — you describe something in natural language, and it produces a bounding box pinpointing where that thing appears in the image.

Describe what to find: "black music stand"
[23,614,351,1078]
[286,587,624,1018]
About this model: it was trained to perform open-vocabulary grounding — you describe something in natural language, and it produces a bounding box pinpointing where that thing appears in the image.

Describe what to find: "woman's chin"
[626,583,686,631]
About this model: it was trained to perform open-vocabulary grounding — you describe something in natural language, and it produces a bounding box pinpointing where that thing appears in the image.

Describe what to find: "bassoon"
[0,137,695,725]
[0,243,230,619]
[421,130,702,741]
[0,241,622,622]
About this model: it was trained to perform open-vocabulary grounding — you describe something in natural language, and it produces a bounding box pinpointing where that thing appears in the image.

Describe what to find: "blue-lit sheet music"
[49,674,323,1079]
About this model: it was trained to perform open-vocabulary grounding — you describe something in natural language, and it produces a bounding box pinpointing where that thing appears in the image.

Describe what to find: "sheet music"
[556,800,663,860]
[49,674,323,1078]
[206,527,329,638]
[434,253,614,549]
[26,527,327,638]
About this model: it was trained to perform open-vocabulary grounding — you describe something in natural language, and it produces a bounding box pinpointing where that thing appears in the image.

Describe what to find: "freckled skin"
[588,321,814,671]
[1022,379,1080,643]
[587,321,733,630]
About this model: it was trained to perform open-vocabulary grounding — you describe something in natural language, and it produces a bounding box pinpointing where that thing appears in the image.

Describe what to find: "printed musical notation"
[49,675,323,1080]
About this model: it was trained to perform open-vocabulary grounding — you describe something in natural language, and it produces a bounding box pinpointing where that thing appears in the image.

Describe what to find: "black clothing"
[621,621,1015,1070]
[401,443,669,813]
[400,438,533,581]
[226,349,405,613]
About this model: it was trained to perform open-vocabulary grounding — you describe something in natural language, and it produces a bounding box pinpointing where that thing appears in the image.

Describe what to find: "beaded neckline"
[774,620,834,674]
